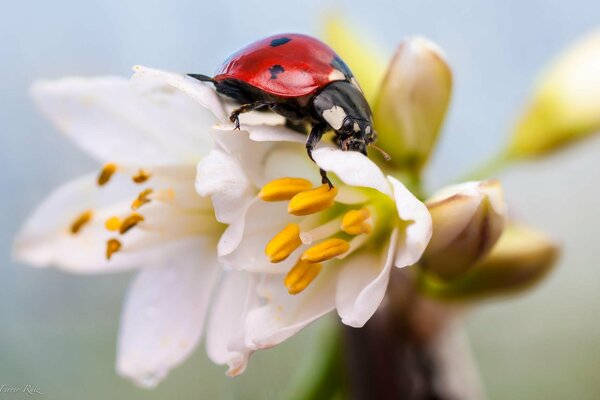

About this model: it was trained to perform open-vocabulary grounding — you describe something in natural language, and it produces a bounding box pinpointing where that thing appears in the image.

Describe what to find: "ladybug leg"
[229,101,272,130]
[306,122,334,189]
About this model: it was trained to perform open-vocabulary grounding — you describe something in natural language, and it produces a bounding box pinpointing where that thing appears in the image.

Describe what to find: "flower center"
[259,177,388,295]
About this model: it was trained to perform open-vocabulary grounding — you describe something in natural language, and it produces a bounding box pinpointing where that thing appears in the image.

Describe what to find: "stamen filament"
[299,217,343,245]
[284,258,322,295]
[265,223,302,263]
[301,238,350,263]
[259,177,313,201]
[288,185,338,216]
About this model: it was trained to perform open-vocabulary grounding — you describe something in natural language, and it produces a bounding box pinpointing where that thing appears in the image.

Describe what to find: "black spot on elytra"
[270,37,291,47]
[330,55,353,79]
[269,64,285,80]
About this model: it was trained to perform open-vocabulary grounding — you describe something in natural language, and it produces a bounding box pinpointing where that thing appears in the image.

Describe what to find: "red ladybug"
[189,33,381,187]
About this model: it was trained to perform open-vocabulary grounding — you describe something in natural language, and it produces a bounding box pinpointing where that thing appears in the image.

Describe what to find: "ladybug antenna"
[187,74,216,85]
[369,143,391,161]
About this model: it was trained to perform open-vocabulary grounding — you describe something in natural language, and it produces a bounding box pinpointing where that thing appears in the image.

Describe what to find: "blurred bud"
[323,15,386,103]
[508,30,600,158]
[372,37,452,172]
[423,224,559,301]
[421,180,507,281]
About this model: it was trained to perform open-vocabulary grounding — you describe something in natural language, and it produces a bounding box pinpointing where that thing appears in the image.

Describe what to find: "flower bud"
[372,37,452,173]
[421,180,506,280]
[508,30,600,158]
[423,224,559,301]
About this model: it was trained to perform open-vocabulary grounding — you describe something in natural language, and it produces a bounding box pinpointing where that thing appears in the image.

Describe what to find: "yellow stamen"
[288,185,338,216]
[132,169,151,184]
[131,188,153,210]
[106,238,122,260]
[341,208,372,235]
[259,177,313,201]
[70,210,93,234]
[97,163,117,186]
[119,213,145,234]
[105,216,122,232]
[284,259,322,295]
[301,238,350,263]
[265,223,302,263]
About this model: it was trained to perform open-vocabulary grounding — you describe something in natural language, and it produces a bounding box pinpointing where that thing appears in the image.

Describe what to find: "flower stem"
[457,151,514,182]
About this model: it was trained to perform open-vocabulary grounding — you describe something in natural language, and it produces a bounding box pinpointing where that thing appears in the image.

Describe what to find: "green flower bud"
[372,37,452,173]
[423,224,559,301]
[508,30,600,158]
[421,180,507,281]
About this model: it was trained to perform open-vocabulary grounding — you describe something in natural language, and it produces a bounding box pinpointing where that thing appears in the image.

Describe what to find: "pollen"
[131,188,153,210]
[301,238,350,263]
[265,223,302,263]
[132,169,151,184]
[284,258,322,295]
[106,238,122,260]
[97,163,117,186]
[104,216,122,232]
[288,184,338,216]
[341,208,372,235]
[119,213,145,234]
[259,177,313,201]
[70,210,93,234]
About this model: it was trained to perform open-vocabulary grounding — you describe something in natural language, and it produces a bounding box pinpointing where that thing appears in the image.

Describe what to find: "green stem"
[457,151,514,182]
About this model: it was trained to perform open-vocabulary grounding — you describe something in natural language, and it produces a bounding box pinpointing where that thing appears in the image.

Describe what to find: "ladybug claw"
[319,169,334,189]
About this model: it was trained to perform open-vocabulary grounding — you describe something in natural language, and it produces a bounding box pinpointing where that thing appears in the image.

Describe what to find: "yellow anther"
[105,216,122,232]
[284,259,322,295]
[301,238,350,263]
[132,169,151,184]
[288,185,338,216]
[119,213,145,234]
[131,188,153,210]
[258,177,313,201]
[106,238,122,260]
[265,223,302,263]
[70,210,93,234]
[97,163,117,186]
[341,208,373,235]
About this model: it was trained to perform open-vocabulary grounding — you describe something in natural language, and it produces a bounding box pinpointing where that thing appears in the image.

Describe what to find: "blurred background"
[1,0,599,398]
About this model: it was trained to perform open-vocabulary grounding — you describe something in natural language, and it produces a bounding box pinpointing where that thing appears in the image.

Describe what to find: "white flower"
[13,66,256,386]
[196,127,432,351]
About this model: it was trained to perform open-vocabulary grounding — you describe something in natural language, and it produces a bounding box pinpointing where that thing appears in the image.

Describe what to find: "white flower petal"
[336,229,397,327]
[387,176,432,267]
[132,65,227,122]
[206,270,258,377]
[31,74,216,165]
[312,148,391,195]
[219,201,297,273]
[244,268,337,349]
[196,149,254,224]
[14,166,211,273]
[116,238,220,388]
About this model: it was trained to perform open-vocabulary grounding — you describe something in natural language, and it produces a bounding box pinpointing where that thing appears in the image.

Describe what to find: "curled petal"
[336,229,397,327]
[206,270,258,376]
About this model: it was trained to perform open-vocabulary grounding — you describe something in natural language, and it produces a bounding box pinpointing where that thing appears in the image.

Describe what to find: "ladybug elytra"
[189,33,382,187]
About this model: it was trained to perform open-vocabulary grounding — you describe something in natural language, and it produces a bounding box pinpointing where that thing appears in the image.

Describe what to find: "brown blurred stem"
[341,268,483,400]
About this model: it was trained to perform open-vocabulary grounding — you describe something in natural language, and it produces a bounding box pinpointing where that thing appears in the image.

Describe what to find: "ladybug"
[189,33,387,187]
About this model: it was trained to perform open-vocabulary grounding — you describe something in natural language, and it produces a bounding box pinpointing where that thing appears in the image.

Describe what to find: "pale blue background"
[1,0,600,399]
